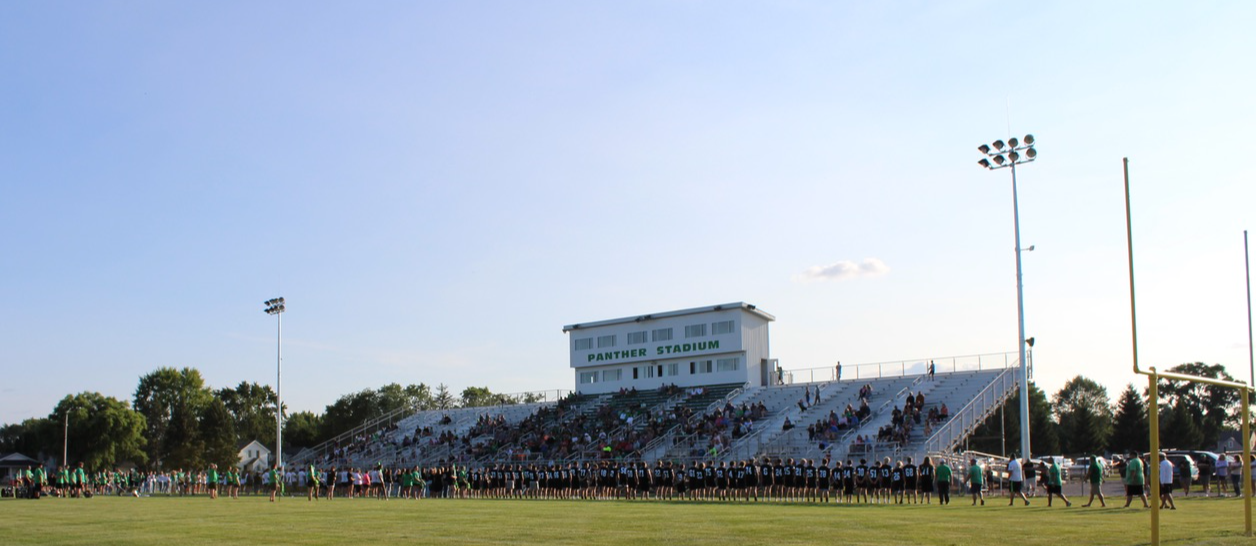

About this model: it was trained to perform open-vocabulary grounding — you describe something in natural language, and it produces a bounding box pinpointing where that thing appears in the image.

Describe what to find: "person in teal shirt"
[935,459,953,505]
[967,459,984,506]
[308,464,320,501]
[1123,452,1149,508]
[207,464,219,499]
[268,464,282,503]
[1083,456,1107,508]
[1046,459,1071,507]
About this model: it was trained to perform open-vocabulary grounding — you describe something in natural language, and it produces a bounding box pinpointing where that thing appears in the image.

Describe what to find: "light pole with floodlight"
[264,297,286,469]
[977,134,1037,460]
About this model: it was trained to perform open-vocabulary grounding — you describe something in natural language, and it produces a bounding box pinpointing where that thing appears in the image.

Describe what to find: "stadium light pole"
[264,297,286,469]
[977,134,1037,461]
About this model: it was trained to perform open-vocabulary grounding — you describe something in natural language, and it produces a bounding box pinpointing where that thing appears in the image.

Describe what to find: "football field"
[2,494,1252,545]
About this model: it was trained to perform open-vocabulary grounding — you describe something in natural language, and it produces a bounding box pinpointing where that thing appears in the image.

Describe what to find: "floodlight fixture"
[979,158,992,168]
[979,144,991,154]
[993,140,1005,150]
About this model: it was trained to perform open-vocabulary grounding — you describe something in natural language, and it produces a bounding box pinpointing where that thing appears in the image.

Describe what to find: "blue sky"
[2,1,1253,425]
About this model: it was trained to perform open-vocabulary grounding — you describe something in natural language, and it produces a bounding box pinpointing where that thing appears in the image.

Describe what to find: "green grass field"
[2,494,1253,545]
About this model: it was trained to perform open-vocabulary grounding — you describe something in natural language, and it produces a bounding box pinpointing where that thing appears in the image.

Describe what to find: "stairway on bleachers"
[753,375,914,462]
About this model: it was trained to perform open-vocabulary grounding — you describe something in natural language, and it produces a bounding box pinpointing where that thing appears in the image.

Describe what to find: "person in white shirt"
[1007,457,1029,506]
[1158,453,1176,510]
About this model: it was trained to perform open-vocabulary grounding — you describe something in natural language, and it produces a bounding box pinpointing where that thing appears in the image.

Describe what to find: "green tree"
[164,398,205,470]
[0,418,56,458]
[52,392,148,470]
[133,367,213,468]
[1110,384,1149,454]
[216,382,278,446]
[1161,399,1205,450]
[1052,376,1113,455]
[461,386,508,407]
[434,384,454,410]
[1154,362,1238,448]
[200,397,238,469]
[966,381,1057,457]
[283,411,323,450]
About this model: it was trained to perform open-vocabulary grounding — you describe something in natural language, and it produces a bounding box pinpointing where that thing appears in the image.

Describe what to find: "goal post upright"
[1124,157,1254,545]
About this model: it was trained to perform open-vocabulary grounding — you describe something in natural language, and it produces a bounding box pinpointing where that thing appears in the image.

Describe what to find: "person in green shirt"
[967,459,984,506]
[73,462,87,498]
[307,464,320,501]
[57,466,69,497]
[1082,456,1107,508]
[268,464,282,502]
[1123,452,1149,508]
[1046,459,1072,507]
[32,464,46,500]
[935,459,953,505]
[207,464,219,499]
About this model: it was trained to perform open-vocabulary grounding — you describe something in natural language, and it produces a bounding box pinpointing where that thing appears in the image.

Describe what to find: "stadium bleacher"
[290,358,1018,470]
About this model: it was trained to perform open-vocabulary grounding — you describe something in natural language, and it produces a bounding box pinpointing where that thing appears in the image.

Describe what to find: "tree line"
[969,362,1246,457]
[0,366,538,471]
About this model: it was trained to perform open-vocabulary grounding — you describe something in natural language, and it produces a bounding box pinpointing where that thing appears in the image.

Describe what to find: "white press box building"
[563,302,776,395]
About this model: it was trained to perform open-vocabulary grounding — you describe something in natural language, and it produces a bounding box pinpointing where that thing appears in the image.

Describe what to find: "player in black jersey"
[745,460,759,502]
[842,461,856,503]
[756,458,770,500]
[792,459,806,502]
[685,463,699,501]
[890,461,905,504]
[715,462,728,501]
[816,461,830,503]
[869,460,884,503]
[918,457,936,505]
[879,458,893,504]
[873,460,887,503]
[902,457,918,504]
[855,459,870,503]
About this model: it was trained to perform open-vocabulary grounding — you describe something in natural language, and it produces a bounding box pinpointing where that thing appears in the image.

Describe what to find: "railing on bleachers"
[922,365,1018,455]
[780,351,1016,385]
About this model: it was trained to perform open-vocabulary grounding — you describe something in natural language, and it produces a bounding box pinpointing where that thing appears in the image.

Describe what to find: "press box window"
[652,328,673,342]
[580,372,598,384]
[602,369,622,382]
[712,320,735,335]
[574,338,593,351]
[666,363,679,376]
[597,335,616,348]
[716,358,739,372]
[627,331,648,345]
[684,324,706,338]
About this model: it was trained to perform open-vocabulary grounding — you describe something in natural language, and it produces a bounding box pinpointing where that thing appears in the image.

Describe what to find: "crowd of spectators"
[676,399,770,458]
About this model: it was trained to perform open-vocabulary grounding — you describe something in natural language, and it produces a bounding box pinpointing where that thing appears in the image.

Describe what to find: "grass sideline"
[2,494,1253,545]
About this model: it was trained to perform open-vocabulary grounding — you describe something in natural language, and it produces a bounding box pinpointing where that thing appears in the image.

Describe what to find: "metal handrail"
[781,351,1017,384]
[922,365,1018,454]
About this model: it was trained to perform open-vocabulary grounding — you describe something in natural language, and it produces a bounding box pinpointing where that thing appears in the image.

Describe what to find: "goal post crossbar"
[1137,367,1253,546]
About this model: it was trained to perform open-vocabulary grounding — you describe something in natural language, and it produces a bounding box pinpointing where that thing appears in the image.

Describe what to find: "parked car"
[1145,452,1200,482]
[1069,456,1110,479]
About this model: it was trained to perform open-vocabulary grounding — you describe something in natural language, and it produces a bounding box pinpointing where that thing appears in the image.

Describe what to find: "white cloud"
[794,258,890,283]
